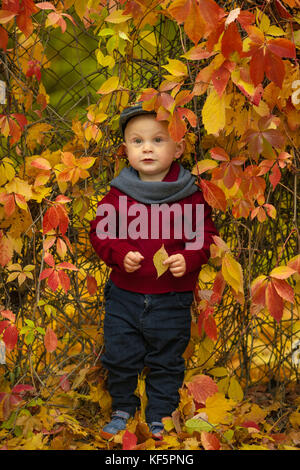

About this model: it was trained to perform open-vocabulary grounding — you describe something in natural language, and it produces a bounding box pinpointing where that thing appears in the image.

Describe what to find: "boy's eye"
[154,137,163,142]
[132,138,142,144]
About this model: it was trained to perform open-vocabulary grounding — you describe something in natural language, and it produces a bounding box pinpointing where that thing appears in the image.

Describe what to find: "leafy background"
[0,0,299,450]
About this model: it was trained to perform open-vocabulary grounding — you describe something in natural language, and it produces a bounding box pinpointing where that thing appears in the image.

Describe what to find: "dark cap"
[119,102,156,137]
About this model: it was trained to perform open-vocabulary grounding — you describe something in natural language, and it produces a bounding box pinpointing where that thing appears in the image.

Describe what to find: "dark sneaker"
[100,410,130,439]
[149,421,164,440]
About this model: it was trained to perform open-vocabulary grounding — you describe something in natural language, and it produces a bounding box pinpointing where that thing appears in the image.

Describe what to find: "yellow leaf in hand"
[153,244,169,278]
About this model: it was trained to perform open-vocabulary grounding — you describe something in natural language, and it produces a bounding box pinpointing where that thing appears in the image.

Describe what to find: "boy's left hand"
[163,254,186,277]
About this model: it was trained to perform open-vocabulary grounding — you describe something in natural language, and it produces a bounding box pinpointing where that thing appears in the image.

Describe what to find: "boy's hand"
[163,254,186,277]
[123,251,144,273]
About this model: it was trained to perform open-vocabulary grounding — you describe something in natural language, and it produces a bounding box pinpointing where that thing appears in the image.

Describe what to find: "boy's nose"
[142,141,153,152]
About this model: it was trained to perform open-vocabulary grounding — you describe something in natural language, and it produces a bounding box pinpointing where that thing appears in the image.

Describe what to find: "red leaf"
[58,270,70,293]
[267,38,296,59]
[204,314,218,341]
[210,147,229,161]
[3,324,18,350]
[55,204,69,235]
[201,431,221,450]
[221,22,242,58]
[0,320,10,335]
[58,262,78,271]
[249,48,265,86]
[0,26,8,50]
[43,206,59,234]
[39,267,54,280]
[269,162,281,190]
[264,50,285,88]
[48,270,59,291]
[59,374,71,391]
[212,63,231,96]
[122,430,137,450]
[12,384,34,394]
[44,326,57,352]
[87,275,97,295]
[44,251,55,267]
[241,421,260,431]
[275,0,293,19]
[186,374,218,404]
[266,280,283,322]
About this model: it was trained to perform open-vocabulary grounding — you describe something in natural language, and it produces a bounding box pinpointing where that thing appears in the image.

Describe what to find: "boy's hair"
[119,103,156,137]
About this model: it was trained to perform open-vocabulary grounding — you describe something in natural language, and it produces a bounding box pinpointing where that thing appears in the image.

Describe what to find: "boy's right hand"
[123,251,144,273]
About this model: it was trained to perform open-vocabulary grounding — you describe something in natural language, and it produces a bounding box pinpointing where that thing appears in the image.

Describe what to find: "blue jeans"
[101,279,193,423]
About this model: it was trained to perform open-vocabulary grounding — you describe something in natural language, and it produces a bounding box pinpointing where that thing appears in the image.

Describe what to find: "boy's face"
[123,115,185,181]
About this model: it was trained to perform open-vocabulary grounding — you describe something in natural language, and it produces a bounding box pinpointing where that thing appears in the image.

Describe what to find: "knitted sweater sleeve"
[89,190,136,271]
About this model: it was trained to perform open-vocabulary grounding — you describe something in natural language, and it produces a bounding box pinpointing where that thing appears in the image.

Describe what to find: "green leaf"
[185,416,215,434]
[25,331,35,345]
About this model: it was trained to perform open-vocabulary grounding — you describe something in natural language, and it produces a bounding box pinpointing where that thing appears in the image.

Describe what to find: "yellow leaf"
[191,159,218,176]
[0,158,15,185]
[5,178,32,200]
[209,367,228,377]
[270,265,296,279]
[289,411,300,428]
[202,392,236,425]
[222,252,244,295]
[153,244,169,278]
[202,89,226,135]
[228,377,244,401]
[97,76,120,95]
[105,10,132,24]
[163,59,187,77]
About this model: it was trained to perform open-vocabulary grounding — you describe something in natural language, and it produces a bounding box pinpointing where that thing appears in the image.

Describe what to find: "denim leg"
[143,292,192,423]
[101,282,146,416]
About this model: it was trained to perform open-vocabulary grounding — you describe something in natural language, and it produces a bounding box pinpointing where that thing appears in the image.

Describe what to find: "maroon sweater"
[89,163,218,293]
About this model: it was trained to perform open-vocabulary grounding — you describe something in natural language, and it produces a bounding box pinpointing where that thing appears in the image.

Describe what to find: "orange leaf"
[87,275,97,295]
[0,232,13,267]
[199,179,227,212]
[272,278,294,304]
[186,374,218,404]
[201,431,221,450]
[44,326,57,353]
[0,10,16,24]
[184,0,206,45]
[168,109,187,142]
[31,157,52,170]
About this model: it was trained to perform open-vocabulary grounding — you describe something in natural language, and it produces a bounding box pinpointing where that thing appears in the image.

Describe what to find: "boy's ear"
[118,142,127,157]
[174,139,185,159]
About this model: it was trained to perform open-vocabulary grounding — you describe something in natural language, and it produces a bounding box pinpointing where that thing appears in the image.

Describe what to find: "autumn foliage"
[0,0,299,451]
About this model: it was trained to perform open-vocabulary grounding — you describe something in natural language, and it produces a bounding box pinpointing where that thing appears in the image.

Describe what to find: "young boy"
[89,103,218,439]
